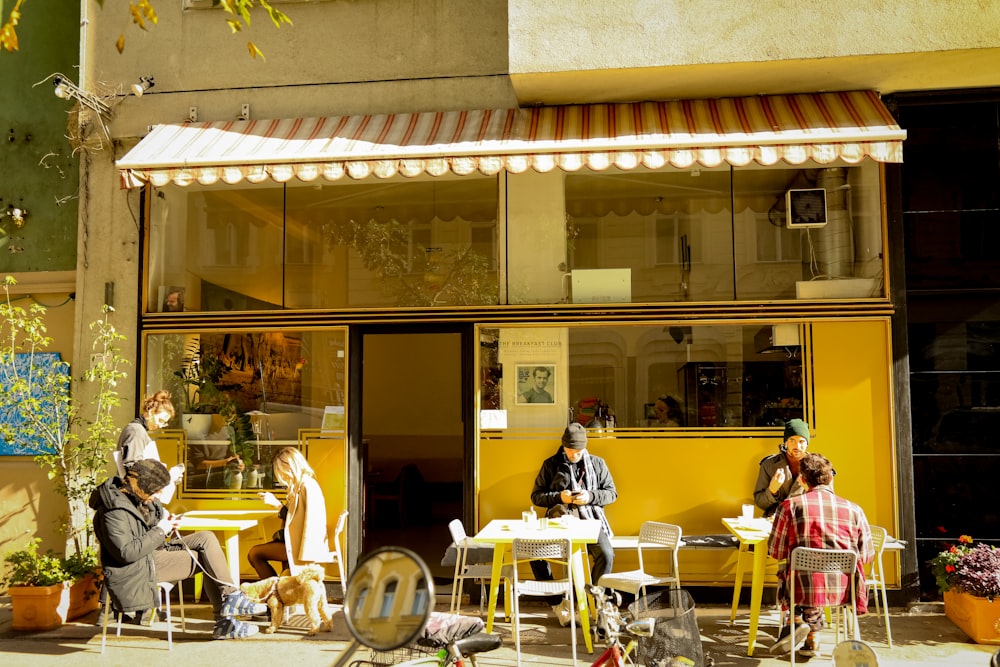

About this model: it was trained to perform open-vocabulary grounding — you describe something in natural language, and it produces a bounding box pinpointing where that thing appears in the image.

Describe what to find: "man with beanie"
[754,418,811,517]
[90,459,266,639]
[529,422,617,626]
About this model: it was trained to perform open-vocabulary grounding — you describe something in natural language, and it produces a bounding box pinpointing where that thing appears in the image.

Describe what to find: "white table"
[177,509,277,584]
[473,518,601,654]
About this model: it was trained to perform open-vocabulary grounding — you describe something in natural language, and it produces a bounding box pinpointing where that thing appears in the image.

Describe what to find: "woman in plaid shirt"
[767,452,875,657]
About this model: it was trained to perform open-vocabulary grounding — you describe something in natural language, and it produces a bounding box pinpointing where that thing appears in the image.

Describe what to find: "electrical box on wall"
[755,324,801,354]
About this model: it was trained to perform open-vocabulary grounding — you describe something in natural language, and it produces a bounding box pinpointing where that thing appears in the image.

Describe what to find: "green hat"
[783,419,810,443]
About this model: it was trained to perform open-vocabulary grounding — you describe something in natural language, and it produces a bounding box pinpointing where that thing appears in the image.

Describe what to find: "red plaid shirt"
[767,485,875,614]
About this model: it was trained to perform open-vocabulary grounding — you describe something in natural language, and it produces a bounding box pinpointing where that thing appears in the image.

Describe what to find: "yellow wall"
[477,318,900,587]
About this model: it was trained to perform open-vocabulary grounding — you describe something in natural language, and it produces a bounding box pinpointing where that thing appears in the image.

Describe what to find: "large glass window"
[478,323,806,429]
[144,328,346,493]
[147,176,499,311]
[558,162,884,303]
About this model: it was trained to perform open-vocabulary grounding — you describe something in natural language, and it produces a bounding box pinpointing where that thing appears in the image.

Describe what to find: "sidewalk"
[0,595,994,666]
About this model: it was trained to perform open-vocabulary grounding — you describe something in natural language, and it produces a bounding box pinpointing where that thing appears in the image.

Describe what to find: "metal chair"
[597,521,682,604]
[282,509,349,620]
[787,547,859,666]
[511,537,577,667]
[447,518,512,618]
[100,580,186,652]
[866,526,893,648]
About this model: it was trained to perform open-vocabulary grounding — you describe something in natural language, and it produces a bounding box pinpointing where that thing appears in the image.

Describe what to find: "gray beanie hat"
[562,423,588,450]
[127,459,171,496]
[783,418,810,443]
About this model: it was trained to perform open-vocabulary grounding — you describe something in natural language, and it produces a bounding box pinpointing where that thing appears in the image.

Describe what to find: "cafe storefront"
[120,91,905,587]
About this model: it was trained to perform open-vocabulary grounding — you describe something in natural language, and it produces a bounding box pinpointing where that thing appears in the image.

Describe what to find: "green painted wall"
[0,0,79,272]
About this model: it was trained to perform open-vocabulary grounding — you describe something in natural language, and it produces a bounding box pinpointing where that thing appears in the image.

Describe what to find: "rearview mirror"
[342,546,435,652]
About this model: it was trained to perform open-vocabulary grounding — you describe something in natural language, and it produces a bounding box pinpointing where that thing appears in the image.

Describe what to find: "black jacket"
[88,477,178,613]
[530,446,617,536]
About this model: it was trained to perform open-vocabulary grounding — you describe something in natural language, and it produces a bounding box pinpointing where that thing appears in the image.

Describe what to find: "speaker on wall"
[785,188,828,229]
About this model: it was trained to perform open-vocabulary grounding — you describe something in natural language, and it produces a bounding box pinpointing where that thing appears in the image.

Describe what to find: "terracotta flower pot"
[944,589,1000,645]
[8,581,70,631]
[67,571,102,620]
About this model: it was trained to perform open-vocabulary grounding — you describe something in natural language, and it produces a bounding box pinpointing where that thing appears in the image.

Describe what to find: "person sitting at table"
[90,459,266,639]
[248,446,331,579]
[753,418,811,517]
[767,452,874,658]
[529,422,617,627]
[116,389,184,500]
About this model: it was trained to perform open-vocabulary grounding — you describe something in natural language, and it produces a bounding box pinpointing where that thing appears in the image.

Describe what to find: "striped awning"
[117,90,905,188]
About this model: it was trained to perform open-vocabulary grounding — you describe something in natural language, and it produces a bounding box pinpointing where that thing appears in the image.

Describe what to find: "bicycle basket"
[347,641,439,667]
[628,589,705,667]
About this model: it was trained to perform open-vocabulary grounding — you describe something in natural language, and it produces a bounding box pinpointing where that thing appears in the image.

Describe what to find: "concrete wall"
[507,0,1000,102]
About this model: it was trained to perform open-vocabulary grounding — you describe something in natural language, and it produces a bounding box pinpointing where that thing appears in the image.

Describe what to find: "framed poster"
[515,364,556,405]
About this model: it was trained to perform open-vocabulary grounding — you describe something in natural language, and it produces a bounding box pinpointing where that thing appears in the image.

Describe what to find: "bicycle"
[588,584,655,666]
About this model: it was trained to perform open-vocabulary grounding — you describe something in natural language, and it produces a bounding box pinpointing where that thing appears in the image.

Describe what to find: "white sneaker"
[552,599,572,627]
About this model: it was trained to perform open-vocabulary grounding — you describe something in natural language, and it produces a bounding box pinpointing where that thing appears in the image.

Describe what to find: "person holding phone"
[529,422,617,626]
[90,459,266,639]
[754,419,811,517]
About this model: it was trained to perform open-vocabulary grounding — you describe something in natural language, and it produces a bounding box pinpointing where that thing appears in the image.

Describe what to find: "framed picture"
[159,285,186,312]
[515,364,556,405]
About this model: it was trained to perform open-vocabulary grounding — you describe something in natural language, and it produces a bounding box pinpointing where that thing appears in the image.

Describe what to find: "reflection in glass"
[480,323,806,429]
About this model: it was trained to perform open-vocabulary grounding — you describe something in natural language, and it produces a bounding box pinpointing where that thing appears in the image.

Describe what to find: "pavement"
[0,593,996,667]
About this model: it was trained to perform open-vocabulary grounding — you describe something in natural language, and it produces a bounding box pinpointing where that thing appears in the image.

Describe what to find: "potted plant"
[62,546,102,620]
[2,538,71,631]
[931,534,1000,644]
[173,338,225,439]
[0,276,128,628]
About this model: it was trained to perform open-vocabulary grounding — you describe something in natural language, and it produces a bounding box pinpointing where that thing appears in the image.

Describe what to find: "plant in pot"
[173,339,226,439]
[0,276,128,627]
[931,534,1000,644]
[2,538,70,631]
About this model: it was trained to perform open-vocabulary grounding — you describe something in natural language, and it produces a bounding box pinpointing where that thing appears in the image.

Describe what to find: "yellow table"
[473,518,601,654]
[177,510,276,584]
[722,516,773,657]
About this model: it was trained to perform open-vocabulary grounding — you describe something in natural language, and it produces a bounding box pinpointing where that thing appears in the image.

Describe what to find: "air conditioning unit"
[755,324,801,354]
[786,188,828,229]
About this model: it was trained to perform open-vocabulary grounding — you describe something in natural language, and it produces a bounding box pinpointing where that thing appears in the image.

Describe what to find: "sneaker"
[552,599,573,628]
[770,621,810,655]
[213,617,260,640]
[798,632,821,657]
[221,590,268,617]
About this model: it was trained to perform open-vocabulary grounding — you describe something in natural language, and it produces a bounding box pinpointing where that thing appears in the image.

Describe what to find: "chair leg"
[100,593,111,653]
[161,584,173,650]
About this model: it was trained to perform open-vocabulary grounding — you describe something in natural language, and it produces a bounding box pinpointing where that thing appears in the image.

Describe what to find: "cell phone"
[571,490,583,497]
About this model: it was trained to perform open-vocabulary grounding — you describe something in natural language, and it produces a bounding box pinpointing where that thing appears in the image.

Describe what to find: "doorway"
[359,328,467,580]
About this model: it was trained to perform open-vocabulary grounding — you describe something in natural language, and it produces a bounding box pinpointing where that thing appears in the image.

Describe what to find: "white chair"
[447,518,512,618]
[283,509,349,621]
[598,521,682,604]
[866,526,893,648]
[511,537,577,667]
[787,547,859,666]
[101,580,186,652]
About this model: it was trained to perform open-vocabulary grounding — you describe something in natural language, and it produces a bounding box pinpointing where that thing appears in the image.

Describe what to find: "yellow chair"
[866,526,893,648]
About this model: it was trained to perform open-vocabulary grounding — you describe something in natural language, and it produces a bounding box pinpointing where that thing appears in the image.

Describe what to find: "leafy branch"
[0,276,129,557]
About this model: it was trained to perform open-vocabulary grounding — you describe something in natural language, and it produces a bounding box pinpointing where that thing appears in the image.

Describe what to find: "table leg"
[571,544,594,654]
[746,542,766,657]
[730,542,749,624]
[483,544,504,633]
[222,530,241,585]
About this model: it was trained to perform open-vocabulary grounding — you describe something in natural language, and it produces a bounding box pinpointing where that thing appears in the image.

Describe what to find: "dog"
[240,563,332,635]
